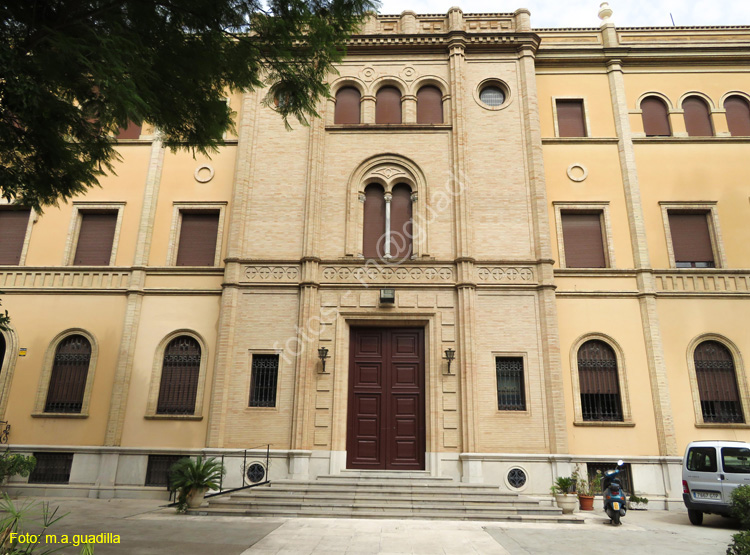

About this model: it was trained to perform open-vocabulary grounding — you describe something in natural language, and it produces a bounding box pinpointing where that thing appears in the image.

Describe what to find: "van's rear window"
[687,447,717,472]
[722,447,750,474]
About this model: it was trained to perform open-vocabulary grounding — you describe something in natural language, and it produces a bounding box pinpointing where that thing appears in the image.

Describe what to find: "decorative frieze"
[320,264,454,284]
[0,269,130,291]
[476,266,535,283]
[655,272,750,293]
[242,265,300,283]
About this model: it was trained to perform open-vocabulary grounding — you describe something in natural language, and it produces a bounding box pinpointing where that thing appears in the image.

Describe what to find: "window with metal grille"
[587,462,632,495]
[156,336,201,415]
[578,340,623,421]
[145,455,185,487]
[496,357,526,411]
[556,99,587,137]
[479,85,505,107]
[668,211,715,268]
[0,208,31,265]
[694,341,744,424]
[28,452,73,484]
[249,354,279,407]
[44,335,91,413]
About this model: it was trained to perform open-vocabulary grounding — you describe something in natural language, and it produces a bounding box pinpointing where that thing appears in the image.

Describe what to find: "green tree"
[0,0,377,211]
[0,294,8,332]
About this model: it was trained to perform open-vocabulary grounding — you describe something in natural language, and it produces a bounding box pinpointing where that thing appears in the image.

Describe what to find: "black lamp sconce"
[318,346,330,373]
[444,347,456,374]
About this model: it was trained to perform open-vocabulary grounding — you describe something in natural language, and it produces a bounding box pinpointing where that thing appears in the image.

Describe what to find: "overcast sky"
[377,0,750,28]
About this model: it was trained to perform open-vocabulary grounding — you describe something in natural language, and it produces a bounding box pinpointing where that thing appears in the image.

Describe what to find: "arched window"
[417,86,443,124]
[694,341,744,423]
[156,336,202,415]
[44,335,92,413]
[376,86,402,124]
[641,96,671,136]
[577,340,623,421]
[334,87,361,124]
[390,184,413,260]
[362,184,385,259]
[683,96,714,137]
[724,95,750,136]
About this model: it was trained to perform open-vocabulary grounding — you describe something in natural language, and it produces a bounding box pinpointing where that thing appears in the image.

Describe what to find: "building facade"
[1,7,749,505]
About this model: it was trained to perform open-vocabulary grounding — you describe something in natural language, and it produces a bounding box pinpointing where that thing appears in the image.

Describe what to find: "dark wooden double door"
[347,327,425,470]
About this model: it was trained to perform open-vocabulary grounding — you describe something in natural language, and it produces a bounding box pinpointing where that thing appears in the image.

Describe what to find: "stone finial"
[447,6,463,31]
[598,2,613,22]
[514,8,531,32]
[400,10,417,34]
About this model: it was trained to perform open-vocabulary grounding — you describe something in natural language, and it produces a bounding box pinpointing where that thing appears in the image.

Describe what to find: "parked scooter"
[602,459,627,525]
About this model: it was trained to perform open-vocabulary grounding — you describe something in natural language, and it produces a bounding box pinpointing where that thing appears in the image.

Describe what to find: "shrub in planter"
[727,530,750,555]
[628,494,649,510]
[0,449,36,486]
[168,456,225,513]
[551,476,578,514]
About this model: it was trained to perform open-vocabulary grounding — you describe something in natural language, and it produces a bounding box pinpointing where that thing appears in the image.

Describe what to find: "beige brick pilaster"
[104,138,165,445]
[606,58,678,456]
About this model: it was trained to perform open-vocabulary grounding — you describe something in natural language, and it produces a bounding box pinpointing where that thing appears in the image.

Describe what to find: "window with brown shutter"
[176,211,220,266]
[0,208,30,265]
[390,184,413,261]
[335,87,361,124]
[73,211,117,266]
[561,212,607,268]
[724,95,750,136]
[641,96,671,136]
[44,335,91,413]
[668,211,715,268]
[556,99,587,137]
[694,341,743,423]
[156,336,201,415]
[115,122,142,139]
[362,184,386,259]
[578,340,623,421]
[683,96,714,137]
[417,86,443,124]
[376,86,402,124]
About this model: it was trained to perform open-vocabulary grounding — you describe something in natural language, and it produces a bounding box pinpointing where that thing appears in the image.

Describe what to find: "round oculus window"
[479,85,506,107]
[507,468,527,489]
[246,463,266,484]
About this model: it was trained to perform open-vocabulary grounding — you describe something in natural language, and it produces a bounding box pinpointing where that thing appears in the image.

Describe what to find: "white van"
[682,440,750,525]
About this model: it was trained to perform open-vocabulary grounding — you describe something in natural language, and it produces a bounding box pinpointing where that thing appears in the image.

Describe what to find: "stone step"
[229,485,520,499]
[189,505,583,524]
[230,490,541,504]
[238,480,506,493]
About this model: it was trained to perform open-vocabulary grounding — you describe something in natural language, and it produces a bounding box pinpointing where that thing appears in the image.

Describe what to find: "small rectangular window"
[561,211,607,268]
[495,357,525,411]
[668,211,715,268]
[176,211,220,266]
[0,208,31,265]
[722,447,750,474]
[587,462,633,494]
[249,354,279,408]
[28,452,74,484]
[556,99,587,137]
[145,455,185,487]
[115,122,142,139]
[73,211,118,266]
[687,447,718,473]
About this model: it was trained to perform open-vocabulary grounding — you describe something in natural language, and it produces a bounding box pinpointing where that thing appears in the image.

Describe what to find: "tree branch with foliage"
[0,0,378,211]
[0,294,9,332]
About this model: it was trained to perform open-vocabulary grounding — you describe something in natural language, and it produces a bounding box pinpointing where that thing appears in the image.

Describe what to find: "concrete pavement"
[0,496,740,554]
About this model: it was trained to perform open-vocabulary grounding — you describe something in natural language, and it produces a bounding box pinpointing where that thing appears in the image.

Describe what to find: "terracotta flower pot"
[578,494,595,511]
[186,487,208,509]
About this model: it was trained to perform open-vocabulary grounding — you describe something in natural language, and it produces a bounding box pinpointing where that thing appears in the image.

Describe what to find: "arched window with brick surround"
[334,87,361,124]
[376,86,402,124]
[694,340,744,424]
[44,334,92,413]
[577,340,623,421]
[362,184,386,259]
[156,336,202,415]
[640,96,671,136]
[724,95,750,136]
[683,96,714,137]
[417,86,443,124]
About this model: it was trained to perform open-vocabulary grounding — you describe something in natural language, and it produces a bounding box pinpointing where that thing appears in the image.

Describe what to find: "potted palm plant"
[168,456,225,512]
[551,476,578,514]
[573,465,601,511]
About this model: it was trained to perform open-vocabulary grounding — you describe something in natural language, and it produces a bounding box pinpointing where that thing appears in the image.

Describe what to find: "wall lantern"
[379,288,395,305]
[318,346,330,374]
[444,347,456,375]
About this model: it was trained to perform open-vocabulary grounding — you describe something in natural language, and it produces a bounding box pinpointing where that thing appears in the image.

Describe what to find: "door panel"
[347,327,425,470]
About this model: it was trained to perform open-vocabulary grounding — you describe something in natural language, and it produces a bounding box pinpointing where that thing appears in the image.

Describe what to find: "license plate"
[694,491,721,500]
[612,502,619,510]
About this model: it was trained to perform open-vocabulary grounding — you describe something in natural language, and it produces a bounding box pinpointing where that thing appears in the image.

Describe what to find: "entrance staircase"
[191,472,583,523]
